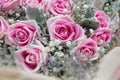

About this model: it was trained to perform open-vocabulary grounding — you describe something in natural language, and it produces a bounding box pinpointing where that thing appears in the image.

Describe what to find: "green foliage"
[112,0,120,12]
[85,7,95,18]
[26,7,45,25]
[73,0,81,6]
[103,0,120,17]
[83,0,94,4]
[26,7,49,36]
[81,18,99,30]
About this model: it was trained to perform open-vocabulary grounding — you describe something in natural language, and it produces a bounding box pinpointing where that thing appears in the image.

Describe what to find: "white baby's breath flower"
[89,29,94,33]
[0,40,3,43]
[54,40,61,47]
[76,6,80,9]
[58,46,63,50]
[55,51,64,57]
[83,5,89,9]
[50,47,55,52]
[49,41,55,47]
[43,13,47,16]
[66,41,71,47]
[45,47,50,52]
[15,13,20,17]
[100,47,105,53]
[16,20,20,22]
[106,44,110,47]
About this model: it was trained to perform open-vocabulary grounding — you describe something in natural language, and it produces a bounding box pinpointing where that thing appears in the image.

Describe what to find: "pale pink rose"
[15,40,48,72]
[95,10,110,28]
[0,16,9,39]
[5,20,40,47]
[71,38,99,61]
[22,0,47,9]
[90,28,112,46]
[46,0,74,15]
[47,15,85,41]
[0,0,20,12]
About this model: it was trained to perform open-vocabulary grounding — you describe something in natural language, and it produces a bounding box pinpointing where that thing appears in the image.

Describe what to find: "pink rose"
[0,0,20,12]
[22,0,47,9]
[0,16,9,39]
[90,28,112,46]
[5,20,40,47]
[46,0,74,15]
[15,40,48,72]
[71,38,99,61]
[47,15,85,41]
[95,10,110,28]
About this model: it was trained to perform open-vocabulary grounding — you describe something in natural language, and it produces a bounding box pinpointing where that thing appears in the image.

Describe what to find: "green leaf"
[81,18,99,30]
[26,7,45,24]
[83,0,94,4]
[85,7,95,18]
[113,0,120,12]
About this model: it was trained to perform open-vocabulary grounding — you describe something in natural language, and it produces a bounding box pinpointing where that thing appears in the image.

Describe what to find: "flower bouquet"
[0,0,119,80]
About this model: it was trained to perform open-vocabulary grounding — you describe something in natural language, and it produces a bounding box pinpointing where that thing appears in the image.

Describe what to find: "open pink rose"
[15,40,48,72]
[46,0,74,15]
[5,20,40,47]
[47,15,85,41]
[71,38,99,61]
[0,0,20,12]
[95,10,110,28]
[0,16,9,39]
[90,28,112,46]
[22,0,47,9]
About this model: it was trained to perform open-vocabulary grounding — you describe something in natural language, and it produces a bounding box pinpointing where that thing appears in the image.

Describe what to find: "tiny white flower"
[15,13,20,17]
[50,47,55,52]
[45,47,50,52]
[89,29,94,33]
[54,40,61,47]
[0,40,3,43]
[106,43,110,47]
[16,20,20,22]
[66,41,71,47]
[55,51,64,57]
[100,47,105,53]
[58,46,63,50]
[49,41,55,47]
[43,13,47,16]
[76,6,80,9]
[83,5,89,9]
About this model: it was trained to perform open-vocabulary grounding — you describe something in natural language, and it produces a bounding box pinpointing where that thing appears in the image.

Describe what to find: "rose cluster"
[71,10,112,61]
[0,16,47,72]
[0,0,112,72]
[1,0,74,15]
